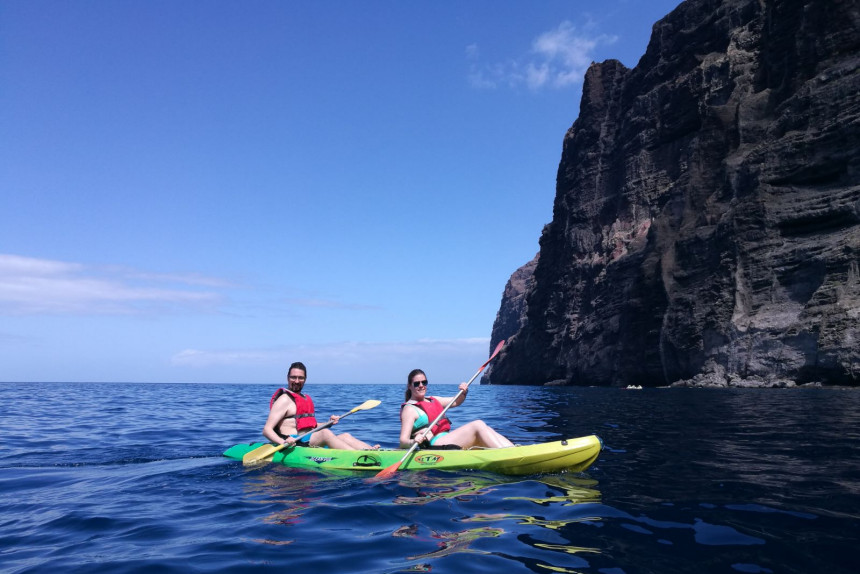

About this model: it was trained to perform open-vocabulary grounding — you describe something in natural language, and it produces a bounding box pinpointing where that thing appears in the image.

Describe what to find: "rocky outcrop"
[489,253,538,350]
[485,0,860,387]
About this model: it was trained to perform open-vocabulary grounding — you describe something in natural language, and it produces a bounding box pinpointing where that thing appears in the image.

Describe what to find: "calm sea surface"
[1,382,858,573]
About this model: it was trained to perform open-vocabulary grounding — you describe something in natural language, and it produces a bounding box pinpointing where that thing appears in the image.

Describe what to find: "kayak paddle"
[242,399,381,465]
[374,340,505,479]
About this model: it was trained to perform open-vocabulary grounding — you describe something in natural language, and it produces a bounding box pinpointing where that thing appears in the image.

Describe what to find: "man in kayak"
[398,368,514,449]
[263,362,378,450]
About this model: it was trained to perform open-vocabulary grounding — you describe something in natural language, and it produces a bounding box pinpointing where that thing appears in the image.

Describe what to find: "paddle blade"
[374,442,418,479]
[352,399,381,412]
[484,340,504,368]
[374,460,402,479]
[242,443,280,465]
[490,339,505,359]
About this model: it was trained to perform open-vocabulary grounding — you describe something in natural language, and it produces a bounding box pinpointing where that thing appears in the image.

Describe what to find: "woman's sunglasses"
[411,380,428,387]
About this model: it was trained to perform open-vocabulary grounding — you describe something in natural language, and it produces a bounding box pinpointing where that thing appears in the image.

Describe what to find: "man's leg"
[309,429,377,449]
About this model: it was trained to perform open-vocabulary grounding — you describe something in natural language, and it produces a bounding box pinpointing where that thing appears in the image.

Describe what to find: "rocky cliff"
[485,0,860,387]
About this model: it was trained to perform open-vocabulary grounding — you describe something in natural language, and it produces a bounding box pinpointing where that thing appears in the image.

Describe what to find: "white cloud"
[171,347,281,367]
[0,253,225,315]
[171,338,491,367]
[282,297,380,311]
[0,254,385,318]
[120,269,238,288]
[170,337,493,384]
[468,21,617,90]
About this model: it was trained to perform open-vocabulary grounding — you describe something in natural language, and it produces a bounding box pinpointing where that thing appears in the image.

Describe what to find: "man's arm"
[262,395,294,444]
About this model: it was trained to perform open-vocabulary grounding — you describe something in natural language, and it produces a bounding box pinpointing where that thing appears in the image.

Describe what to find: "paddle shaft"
[277,404,363,448]
[244,400,380,464]
[376,340,505,477]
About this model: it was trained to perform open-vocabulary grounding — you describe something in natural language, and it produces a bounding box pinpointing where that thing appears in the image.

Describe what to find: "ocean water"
[1,382,858,573]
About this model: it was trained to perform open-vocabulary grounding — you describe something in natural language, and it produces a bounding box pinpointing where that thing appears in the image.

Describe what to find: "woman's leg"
[434,420,514,449]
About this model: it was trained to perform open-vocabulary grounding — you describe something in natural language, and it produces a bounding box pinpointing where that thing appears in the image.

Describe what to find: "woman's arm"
[398,406,420,449]
[452,383,468,406]
[438,384,469,409]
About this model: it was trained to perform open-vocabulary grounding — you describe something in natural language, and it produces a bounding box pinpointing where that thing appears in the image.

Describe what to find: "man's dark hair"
[288,362,307,377]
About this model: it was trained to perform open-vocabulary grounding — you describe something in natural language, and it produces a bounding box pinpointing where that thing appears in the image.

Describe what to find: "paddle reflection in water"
[392,472,504,505]
[386,471,604,571]
[407,526,505,559]
[241,468,329,538]
[237,460,607,570]
[391,471,601,507]
[504,474,602,507]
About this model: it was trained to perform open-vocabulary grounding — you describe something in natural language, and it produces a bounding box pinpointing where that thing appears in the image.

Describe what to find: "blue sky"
[1,0,681,384]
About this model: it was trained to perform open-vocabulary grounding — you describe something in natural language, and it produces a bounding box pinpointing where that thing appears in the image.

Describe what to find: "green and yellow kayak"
[224,435,602,476]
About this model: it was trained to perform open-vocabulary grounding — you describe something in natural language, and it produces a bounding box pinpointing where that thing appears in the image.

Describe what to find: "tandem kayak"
[224,435,603,476]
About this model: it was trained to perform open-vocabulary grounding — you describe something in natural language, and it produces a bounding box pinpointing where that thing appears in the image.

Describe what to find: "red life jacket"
[403,397,452,437]
[269,388,318,431]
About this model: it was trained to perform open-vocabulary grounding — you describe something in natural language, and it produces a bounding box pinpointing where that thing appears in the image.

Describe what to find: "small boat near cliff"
[224,434,603,476]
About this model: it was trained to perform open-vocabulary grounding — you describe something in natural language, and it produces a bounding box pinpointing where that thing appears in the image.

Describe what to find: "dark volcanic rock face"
[489,253,538,352]
[486,0,860,387]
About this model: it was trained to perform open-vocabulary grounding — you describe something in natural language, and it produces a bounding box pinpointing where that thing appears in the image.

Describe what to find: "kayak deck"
[224,435,602,476]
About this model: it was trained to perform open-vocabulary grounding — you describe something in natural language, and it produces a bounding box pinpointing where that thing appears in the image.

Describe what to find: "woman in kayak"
[398,368,515,449]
